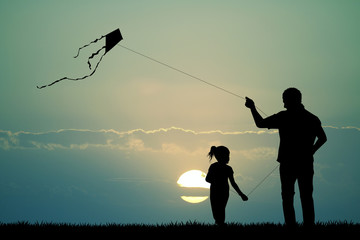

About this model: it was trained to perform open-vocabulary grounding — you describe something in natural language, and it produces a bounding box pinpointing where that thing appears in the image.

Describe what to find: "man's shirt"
[261,105,322,164]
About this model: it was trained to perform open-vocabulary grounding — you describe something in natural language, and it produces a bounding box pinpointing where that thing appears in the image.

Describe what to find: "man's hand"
[245,97,266,128]
[245,97,255,109]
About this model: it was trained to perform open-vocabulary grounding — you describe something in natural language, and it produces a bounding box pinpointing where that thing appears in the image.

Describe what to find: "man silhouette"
[245,88,327,226]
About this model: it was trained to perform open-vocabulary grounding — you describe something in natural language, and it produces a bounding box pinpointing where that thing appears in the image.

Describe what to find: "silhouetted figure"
[205,146,248,225]
[245,88,327,227]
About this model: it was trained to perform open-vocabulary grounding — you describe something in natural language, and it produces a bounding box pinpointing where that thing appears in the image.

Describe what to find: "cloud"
[323,125,360,131]
[0,125,359,152]
[0,137,11,150]
[0,127,278,151]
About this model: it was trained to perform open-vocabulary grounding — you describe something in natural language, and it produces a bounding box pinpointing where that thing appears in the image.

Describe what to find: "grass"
[0,221,359,237]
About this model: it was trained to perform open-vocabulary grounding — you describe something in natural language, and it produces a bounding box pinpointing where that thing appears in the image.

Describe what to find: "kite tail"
[37,51,107,89]
[87,45,106,70]
[73,35,105,58]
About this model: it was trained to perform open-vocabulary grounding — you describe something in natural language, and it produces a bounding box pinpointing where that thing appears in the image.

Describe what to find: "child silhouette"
[205,146,248,225]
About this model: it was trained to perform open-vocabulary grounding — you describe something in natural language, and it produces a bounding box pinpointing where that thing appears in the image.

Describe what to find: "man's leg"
[280,164,297,226]
[298,172,315,226]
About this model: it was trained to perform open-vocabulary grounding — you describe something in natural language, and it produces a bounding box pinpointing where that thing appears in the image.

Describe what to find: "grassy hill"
[1,221,358,237]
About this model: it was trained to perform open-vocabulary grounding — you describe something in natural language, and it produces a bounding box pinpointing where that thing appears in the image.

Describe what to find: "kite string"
[246,164,279,196]
[118,45,244,98]
[228,164,279,197]
[118,44,268,117]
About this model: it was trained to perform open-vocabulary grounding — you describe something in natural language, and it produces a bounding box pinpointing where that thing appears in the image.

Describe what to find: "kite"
[37,28,123,89]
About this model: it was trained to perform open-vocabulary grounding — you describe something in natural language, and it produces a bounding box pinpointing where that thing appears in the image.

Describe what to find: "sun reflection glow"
[180,196,208,204]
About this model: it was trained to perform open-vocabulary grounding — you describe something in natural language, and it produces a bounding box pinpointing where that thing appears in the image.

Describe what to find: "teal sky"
[0,1,359,224]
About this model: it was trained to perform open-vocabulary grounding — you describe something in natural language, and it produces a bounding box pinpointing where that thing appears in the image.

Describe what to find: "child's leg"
[210,191,229,225]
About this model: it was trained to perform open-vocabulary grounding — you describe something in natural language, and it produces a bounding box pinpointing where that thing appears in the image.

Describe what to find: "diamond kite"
[37,28,123,89]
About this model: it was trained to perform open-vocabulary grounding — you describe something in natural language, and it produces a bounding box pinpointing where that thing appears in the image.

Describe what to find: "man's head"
[282,88,302,109]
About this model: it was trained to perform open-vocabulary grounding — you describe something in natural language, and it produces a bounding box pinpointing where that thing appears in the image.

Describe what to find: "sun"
[177,170,210,204]
[177,170,210,188]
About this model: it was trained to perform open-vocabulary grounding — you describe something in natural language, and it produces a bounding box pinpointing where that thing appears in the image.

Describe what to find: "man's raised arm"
[245,97,266,128]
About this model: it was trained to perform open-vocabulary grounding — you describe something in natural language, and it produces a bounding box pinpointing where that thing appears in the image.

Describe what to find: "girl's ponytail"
[208,146,217,161]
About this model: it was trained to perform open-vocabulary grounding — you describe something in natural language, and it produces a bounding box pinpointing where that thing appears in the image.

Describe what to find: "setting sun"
[177,170,210,204]
[177,170,210,189]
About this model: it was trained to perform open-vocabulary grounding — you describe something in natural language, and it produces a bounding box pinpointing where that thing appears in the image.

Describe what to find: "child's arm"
[205,167,213,183]
[229,174,248,201]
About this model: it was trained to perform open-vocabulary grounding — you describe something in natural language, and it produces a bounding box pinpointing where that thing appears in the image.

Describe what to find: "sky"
[0,0,359,224]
